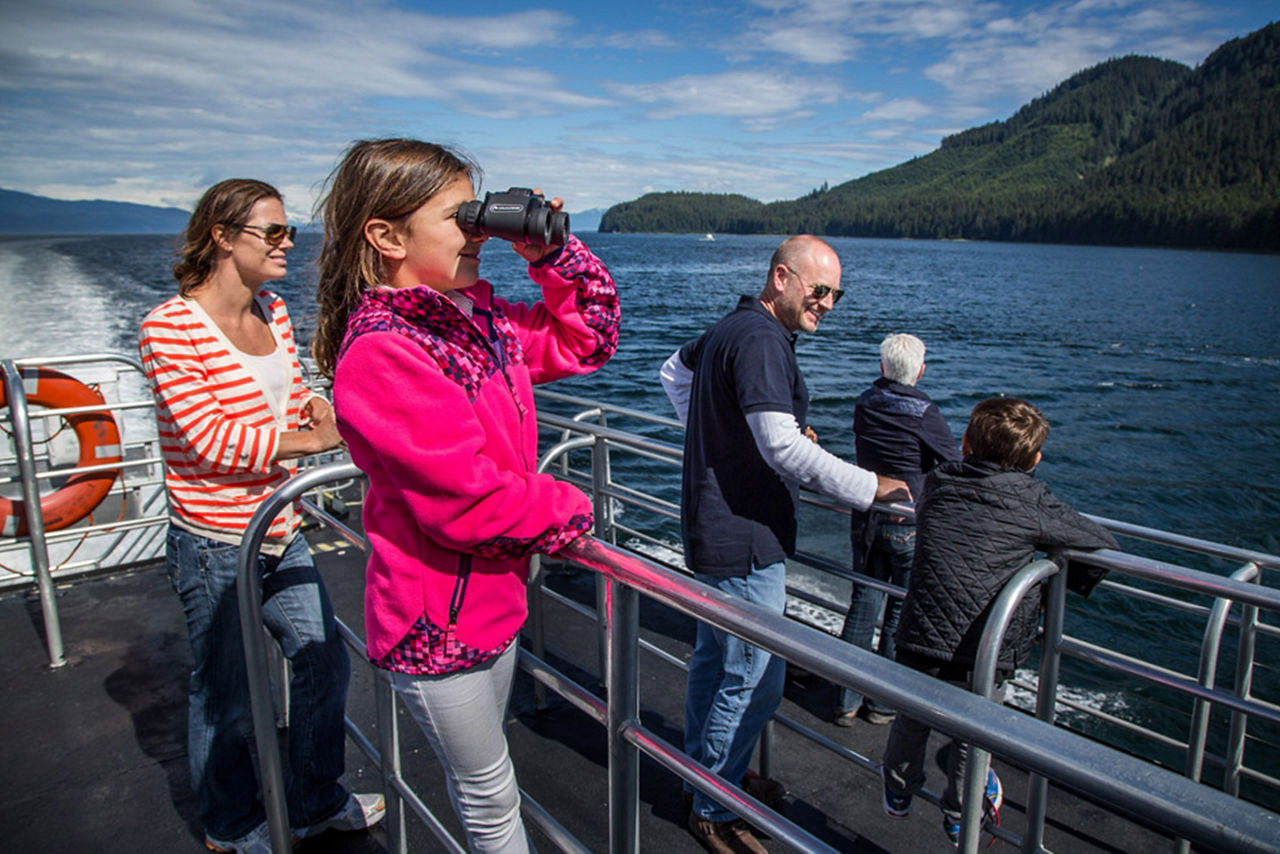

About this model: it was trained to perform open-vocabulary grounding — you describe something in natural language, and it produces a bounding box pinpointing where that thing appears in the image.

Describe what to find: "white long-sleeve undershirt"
[660,348,877,510]
[660,349,692,426]
[746,410,877,510]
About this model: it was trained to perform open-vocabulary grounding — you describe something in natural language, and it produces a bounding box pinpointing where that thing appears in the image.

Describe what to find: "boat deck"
[0,524,1178,854]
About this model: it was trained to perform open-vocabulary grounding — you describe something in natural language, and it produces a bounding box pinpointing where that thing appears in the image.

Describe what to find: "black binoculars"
[456,188,570,247]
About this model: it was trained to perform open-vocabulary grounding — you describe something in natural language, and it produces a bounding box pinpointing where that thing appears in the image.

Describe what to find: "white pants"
[390,643,533,853]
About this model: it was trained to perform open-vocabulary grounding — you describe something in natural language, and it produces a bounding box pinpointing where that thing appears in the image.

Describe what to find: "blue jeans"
[166,527,351,841]
[683,562,787,823]
[836,519,915,715]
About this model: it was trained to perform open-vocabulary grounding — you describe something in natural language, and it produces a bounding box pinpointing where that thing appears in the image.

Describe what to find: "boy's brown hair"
[964,397,1049,471]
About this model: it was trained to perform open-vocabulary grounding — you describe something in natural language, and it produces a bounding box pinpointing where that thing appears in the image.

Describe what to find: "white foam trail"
[0,238,118,360]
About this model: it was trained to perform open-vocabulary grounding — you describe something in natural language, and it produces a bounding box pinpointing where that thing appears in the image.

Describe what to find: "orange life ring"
[1,367,123,538]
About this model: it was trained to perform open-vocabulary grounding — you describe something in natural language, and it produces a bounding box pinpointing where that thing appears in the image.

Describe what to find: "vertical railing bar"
[1,360,66,668]
[964,558,1059,854]
[529,433,594,710]
[237,462,365,854]
[1227,572,1261,797]
[593,436,610,688]
[1024,568,1069,853]
[374,668,408,854]
[759,719,775,782]
[1178,562,1259,853]
[606,576,641,853]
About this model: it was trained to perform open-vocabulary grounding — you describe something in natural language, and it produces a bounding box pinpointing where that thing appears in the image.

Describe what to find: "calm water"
[3,231,1278,791]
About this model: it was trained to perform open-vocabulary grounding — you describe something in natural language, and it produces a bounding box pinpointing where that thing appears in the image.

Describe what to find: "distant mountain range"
[600,22,1280,251]
[0,187,608,236]
[0,188,190,234]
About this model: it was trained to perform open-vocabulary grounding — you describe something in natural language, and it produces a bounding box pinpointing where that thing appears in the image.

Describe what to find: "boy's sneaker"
[204,821,273,854]
[943,810,963,846]
[880,766,911,819]
[984,767,1004,816]
[942,769,1004,846]
[294,792,386,839]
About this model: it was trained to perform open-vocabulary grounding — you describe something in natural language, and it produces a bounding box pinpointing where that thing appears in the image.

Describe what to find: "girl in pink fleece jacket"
[313,139,619,853]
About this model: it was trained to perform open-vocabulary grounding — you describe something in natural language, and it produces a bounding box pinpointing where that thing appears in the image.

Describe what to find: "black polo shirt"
[679,296,808,576]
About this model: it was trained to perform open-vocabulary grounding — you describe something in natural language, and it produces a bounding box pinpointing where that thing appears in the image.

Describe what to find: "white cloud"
[0,0,1269,213]
[861,97,934,122]
[609,71,844,119]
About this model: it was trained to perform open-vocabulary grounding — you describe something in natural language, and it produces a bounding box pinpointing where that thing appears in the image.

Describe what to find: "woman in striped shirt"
[138,179,383,854]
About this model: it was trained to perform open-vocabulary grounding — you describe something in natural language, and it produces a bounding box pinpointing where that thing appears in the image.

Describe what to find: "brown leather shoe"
[688,812,768,854]
[740,769,787,810]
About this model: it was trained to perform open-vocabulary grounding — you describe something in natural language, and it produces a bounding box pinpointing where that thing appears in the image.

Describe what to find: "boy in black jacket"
[881,397,1118,845]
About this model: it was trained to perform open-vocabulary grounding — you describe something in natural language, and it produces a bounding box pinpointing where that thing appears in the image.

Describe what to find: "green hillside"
[599,22,1280,250]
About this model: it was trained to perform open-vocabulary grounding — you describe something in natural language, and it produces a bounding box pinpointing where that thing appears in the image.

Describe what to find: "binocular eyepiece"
[456,187,570,247]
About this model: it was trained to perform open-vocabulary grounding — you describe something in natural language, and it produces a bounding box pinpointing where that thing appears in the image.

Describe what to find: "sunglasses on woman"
[240,223,297,246]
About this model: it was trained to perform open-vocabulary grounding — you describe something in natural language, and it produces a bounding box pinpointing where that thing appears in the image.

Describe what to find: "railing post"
[606,575,641,853]
[593,435,610,686]
[1178,561,1260,854]
[236,462,365,854]
[375,669,408,854]
[528,552,549,710]
[964,558,1059,854]
[2,360,66,669]
[236,538,292,854]
[1226,571,1260,797]
[1024,568,1069,853]
[531,433,594,710]
[758,720,775,782]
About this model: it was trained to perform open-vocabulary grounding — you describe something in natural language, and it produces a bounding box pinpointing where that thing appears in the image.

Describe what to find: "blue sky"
[1,0,1275,219]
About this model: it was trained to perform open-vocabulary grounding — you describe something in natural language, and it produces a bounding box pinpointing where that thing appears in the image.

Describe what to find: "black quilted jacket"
[895,457,1118,672]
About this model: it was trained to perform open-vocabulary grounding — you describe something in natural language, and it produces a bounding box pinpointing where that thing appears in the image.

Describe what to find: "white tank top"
[240,347,288,421]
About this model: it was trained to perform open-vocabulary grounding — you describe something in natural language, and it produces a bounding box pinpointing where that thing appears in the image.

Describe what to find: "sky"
[0,0,1275,220]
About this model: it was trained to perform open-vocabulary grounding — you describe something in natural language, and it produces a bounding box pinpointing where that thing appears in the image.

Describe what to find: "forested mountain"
[599,22,1280,251]
[0,188,190,234]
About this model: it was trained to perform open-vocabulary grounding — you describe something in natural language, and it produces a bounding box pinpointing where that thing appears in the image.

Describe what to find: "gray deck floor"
[0,524,1176,853]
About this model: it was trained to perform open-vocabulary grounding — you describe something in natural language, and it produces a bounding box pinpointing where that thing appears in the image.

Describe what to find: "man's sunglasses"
[240,223,297,246]
[785,265,844,304]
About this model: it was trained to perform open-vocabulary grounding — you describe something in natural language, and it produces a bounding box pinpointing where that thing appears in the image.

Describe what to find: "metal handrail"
[1,355,173,662]
[966,558,1062,853]
[2,359,65,667]
[237,462,1280,854]
[529,397,1280,844]
[561,535,1280,853]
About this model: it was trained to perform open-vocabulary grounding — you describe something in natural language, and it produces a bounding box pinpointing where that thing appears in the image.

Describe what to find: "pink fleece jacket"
[333,237,619,660]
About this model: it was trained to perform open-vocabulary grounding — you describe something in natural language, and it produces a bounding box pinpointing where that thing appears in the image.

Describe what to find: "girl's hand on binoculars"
[512,190,565,262]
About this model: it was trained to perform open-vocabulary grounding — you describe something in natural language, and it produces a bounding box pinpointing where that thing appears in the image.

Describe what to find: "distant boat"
[700,233,715,241]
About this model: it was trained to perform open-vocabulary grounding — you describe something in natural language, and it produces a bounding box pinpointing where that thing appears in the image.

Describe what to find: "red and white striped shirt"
[139,290,315,553]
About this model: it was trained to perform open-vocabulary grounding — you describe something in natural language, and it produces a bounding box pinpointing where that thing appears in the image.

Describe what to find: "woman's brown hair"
[311,139,479,378]
[173,179,281,296]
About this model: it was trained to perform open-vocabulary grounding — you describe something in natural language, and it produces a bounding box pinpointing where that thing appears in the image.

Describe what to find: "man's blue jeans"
[836,520,915,716]
[166,527,351,841]
[683,561,787,823]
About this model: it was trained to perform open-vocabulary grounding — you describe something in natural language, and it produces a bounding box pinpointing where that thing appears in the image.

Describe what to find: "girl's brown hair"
[311,139,479,377]
[173,179,281,296]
